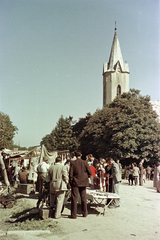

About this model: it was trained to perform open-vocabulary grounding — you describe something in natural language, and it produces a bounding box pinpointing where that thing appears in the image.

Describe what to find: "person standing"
[88,162,97,189]
[48,156,68,219]
[97,159,106,192]
[156,162,160,193]
[69,150,92,219]
[106,157,121,208]
[153,162,160,193]
[105,162,112,192]
[13,162,20,185]
[65,159,71,175]
[139,159,144,186]
[0,152,10,188]
[19,167,28,184]
[116,159,122,181]
[132,163,139,186]
[37,157,50,197]
[128,165,133,186]
[146,165,152,180]
[88,154,99,169]
[143,168,146,184]
[71,152,76,161]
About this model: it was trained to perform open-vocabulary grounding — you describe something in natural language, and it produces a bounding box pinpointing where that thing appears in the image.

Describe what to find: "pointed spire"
[108,27,124,71]
[115,21,117,32]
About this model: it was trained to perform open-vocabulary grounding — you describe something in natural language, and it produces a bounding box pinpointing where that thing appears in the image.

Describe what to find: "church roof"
[107,29,129,72]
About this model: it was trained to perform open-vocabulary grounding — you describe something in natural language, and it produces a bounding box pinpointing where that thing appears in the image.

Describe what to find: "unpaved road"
[0,179,160,240]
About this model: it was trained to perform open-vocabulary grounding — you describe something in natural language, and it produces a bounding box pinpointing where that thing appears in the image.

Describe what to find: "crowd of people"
[36,152,122,218]
[1,150,160,219]
[4,160,36,187]
[127,160,158,187]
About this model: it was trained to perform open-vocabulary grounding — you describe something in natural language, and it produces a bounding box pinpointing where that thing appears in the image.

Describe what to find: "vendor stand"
[86,189,120,216]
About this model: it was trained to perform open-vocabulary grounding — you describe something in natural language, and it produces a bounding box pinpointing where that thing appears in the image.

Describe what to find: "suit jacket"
[49,163,68,193]
[69,158,92,187]
[111,161,121,184]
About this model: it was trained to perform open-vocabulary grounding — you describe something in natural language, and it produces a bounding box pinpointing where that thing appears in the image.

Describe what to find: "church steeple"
[103,26,130,106]
[108,29,124,71]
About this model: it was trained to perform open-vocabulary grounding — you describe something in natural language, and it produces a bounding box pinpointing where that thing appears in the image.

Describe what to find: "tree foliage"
[40,134,54,152]
[79,89,160,165]
[41,115,79,152]
[10,144,27,151]
[72,112,92,139]
[0,112,18,150]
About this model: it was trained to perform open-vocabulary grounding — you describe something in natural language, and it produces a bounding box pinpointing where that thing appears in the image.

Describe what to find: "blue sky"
[0,0,160,147]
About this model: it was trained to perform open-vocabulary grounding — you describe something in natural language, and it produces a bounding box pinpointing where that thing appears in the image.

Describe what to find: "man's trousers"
[112,181,120,206]
[50,191,65,219]
[38,172,47,197]
[71,186,87,218]
[139,174,143,186]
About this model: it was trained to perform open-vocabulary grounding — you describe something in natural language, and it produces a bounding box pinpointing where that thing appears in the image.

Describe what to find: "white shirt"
[37,161,50,173]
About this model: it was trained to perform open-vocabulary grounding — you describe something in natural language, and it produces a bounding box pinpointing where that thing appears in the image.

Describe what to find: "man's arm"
[48,167,52,181]
[62,166,69,184]
[111,163,119,179]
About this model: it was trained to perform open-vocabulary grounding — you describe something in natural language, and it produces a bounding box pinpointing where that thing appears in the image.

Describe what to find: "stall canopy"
[39,145,57,164]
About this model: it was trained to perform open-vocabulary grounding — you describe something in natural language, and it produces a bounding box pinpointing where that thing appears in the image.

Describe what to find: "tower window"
[117,85,121,96]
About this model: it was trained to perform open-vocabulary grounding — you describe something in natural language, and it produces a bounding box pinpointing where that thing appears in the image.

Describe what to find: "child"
[97,159,106,192]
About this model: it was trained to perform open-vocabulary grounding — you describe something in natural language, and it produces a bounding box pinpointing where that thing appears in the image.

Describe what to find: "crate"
[17,184,35,195]
[39,207,54,219]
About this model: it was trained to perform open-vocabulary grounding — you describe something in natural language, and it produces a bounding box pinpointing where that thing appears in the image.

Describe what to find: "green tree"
[40,134,55,152]
[72,112,92,139]
[41,116,79,152]
[79,89,160,165]
[10,144,27,151]
[28,146,36,151]
[0,112,18,150]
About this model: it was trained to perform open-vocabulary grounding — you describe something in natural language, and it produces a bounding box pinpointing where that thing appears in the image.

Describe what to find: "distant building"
[103,27,129,106]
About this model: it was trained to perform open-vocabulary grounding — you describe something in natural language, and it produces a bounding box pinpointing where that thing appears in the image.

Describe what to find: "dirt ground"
[0,179,160,240]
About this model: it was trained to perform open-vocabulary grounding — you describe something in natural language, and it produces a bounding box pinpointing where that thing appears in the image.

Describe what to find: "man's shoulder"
[112,162,119,172]
[49,163,56,170]
[79,159,88,165]
[70,159,77,165]
[113,161,118,167]
[70,159,86,166]
[49,163,64,171]
[94,158,98,161]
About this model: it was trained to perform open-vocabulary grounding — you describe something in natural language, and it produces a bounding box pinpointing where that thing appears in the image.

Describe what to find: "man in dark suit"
[69,150,92,219]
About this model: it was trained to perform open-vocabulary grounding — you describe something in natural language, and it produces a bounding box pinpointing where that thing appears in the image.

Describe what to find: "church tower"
[103,27,129,106]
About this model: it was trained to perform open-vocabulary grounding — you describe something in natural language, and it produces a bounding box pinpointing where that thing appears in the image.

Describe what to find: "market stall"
[86,189,120,215]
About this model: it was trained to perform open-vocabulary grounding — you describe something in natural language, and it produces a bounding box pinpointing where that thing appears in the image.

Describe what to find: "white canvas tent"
[39,145,57,164]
